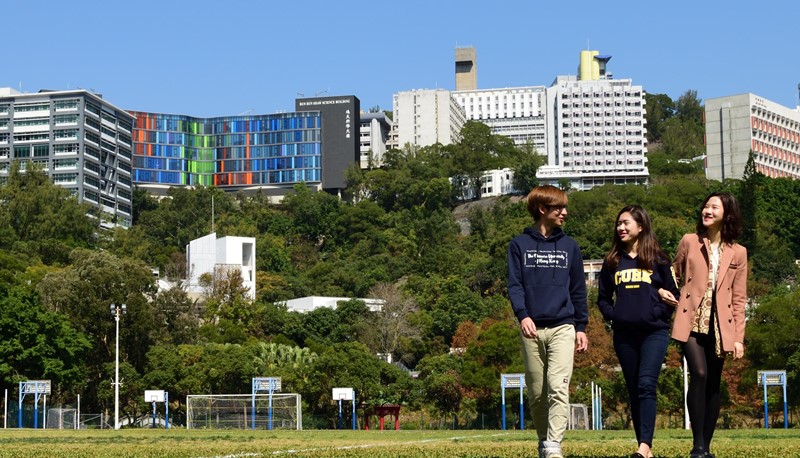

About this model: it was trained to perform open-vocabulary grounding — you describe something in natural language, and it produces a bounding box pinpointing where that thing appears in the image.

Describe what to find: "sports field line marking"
[204,432,513,458]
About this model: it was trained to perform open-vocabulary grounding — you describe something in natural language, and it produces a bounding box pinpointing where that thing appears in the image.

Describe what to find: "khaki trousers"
[520,323,575,442]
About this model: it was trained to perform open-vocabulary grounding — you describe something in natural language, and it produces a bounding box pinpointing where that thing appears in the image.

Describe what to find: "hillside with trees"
[2,96,799,429]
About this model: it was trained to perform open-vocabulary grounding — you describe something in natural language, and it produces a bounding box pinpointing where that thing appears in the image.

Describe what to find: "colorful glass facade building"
[129,111,322,195]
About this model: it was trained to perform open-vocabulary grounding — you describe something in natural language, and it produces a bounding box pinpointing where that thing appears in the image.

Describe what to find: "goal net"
[186,394,302,430]
[46,408,78,430]
[568,403,589,430]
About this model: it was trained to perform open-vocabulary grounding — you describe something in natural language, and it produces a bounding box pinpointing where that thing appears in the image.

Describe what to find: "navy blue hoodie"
[507,227,588,332]
[596,253,679,330]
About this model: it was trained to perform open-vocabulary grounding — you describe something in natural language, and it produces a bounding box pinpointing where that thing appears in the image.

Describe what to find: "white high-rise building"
[450,49,649,192]
[705,93,800,181]
[453,86,547,151]
[0,87,134,227]
[390,89,467,149]
[539,75,649,190]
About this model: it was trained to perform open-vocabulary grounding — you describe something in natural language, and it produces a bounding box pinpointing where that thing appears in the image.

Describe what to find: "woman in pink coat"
[662,192,747,458]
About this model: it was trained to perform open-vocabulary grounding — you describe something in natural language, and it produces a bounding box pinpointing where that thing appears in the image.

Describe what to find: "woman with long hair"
[597,205,679,458]
[664,193,748,458]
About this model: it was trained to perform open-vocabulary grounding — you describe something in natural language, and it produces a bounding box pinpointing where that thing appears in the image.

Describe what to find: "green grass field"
[0,428,797,457]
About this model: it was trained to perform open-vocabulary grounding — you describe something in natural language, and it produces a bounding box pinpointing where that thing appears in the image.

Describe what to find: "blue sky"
[4,0,799,117]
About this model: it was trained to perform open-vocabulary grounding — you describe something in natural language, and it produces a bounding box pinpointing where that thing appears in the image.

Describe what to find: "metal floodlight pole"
[110,303,126,430]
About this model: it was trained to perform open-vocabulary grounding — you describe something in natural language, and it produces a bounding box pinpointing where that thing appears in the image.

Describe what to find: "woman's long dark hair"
[605,205,669,270]
[696,192,742,245]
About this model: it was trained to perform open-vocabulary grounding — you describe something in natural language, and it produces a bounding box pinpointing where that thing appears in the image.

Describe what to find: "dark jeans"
[613,327,670,447]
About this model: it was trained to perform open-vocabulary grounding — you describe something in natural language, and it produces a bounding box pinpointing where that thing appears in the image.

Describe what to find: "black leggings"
[683,331,725,452]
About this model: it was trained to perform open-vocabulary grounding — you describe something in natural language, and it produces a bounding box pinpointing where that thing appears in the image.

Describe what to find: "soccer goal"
[46,408,78,430]
[186,394,302,430]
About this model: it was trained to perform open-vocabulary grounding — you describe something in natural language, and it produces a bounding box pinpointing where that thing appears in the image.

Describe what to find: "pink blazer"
[671,233,748,352]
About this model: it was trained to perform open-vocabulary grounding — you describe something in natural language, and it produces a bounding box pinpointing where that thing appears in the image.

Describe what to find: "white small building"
[456,168,518,200]
[186,232,256,299]
[280,296,384,313]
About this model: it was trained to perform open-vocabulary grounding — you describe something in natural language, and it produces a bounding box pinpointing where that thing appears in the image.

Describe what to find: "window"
[54,114,78,125]
[14,146,30,158]
[54,99,79,110]
[14,103,49,112]
[54,143,80,154]
[54,129,78,140]
[54,158,78,169]
[84,175,100,189]
[33,144,49,157]
[54,173,78,184]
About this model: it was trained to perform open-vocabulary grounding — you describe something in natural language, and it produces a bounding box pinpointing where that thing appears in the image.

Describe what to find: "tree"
[152,286,200,345]
[644,93,676,144]
[134,186,237,266]
[0,284,91,402]
[675,90,704,128]
[646,151,704,177]
[281,184,342,248]
[364,283,421,364]
[199,266,254,329]
[448,121,513,199]
[305,342,408,423]
[660,117,705,160]
[0,161,97,264]
[460,320,524,422]
[36,249,158,409]
[416,353,465,424]
[649,90,704,161]
[511,142,544,193]
[738,151,760,250]
[746,289,800,369]
[408,275,489,345]
[131,186,158,225]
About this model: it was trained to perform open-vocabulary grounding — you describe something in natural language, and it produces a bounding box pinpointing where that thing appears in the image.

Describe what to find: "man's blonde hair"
[526,185,568,221]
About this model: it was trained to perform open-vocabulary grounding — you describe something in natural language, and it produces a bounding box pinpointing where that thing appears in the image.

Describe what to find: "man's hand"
[576,331,588,352]
[520,317,537,339]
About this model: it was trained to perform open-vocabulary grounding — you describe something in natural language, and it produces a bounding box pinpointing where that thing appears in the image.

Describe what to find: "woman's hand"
[658,288,678,306]
[733,341,744,359]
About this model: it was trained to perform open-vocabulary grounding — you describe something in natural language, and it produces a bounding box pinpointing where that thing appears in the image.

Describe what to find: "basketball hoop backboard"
[253,377,281,393]
[144,390,165,403]
[332,388,354,401]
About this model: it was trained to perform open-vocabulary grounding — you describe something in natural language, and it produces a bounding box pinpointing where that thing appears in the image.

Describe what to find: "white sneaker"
[539,441,563,458]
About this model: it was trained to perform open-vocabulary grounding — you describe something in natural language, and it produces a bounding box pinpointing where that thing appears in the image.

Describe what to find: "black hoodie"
[507,227,588,331]
[596,253,679,330]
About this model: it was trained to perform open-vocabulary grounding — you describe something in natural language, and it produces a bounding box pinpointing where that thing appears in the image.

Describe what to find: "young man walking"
[507,185,589,458]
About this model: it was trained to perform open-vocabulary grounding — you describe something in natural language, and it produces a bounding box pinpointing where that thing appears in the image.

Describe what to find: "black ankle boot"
[689,447,705,458]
